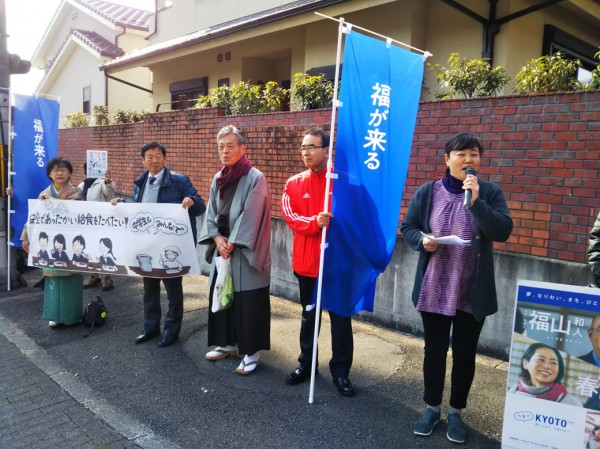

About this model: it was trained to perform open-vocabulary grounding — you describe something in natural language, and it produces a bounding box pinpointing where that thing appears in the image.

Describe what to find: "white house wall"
[42,45,106,127]
[107,67,153,113]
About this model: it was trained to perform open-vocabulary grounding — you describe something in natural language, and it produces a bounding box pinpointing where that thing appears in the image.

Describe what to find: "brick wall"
[59,90,600,264]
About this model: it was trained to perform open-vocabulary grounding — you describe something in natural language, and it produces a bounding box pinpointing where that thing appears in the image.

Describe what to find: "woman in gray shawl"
[199,125,271,375]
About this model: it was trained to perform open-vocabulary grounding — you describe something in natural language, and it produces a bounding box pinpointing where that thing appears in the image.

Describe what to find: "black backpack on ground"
[82,296,107,338]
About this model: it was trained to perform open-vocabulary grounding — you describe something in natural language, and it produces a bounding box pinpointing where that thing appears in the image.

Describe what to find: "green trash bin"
[42,273,83,325]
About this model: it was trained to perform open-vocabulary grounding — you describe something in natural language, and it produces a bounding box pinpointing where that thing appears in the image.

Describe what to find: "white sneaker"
[48,321,59,328]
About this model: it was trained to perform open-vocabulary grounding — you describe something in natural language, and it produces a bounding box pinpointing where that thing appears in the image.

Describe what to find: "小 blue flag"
[320,30,424,316]
[11,94,60,247]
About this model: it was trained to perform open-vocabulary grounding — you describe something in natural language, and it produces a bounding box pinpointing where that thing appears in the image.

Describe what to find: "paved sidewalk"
[0,332,142,449]
[0,270,508,448]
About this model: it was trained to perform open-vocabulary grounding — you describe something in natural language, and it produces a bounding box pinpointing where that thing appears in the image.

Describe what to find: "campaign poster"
[502,280,600,449]
[26,199,200,279]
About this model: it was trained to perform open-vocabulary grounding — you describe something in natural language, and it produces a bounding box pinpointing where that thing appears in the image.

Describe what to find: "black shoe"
[33,277,45,288]
[285,366,311,385]
[157,334,178,348]
[332,377,355,397]
[134,330,160,344]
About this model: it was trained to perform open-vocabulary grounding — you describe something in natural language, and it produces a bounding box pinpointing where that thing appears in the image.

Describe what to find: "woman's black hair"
[520,342,565,384]
[46,157,73,179]
[445,132,485,155]
[100,237,116,259]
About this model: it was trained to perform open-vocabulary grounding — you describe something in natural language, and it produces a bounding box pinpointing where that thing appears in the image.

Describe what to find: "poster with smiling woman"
[503,280,600,449]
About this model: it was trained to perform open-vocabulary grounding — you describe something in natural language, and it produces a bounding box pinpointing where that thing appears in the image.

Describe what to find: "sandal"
[235,359,258,375]
[206,347,238,361]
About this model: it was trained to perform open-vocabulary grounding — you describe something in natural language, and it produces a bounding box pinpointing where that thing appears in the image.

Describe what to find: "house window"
[218,78,230,87]
[169,77,208,110]
[306,65,341,82]
[82,86,91,114]
[542,25,597,83]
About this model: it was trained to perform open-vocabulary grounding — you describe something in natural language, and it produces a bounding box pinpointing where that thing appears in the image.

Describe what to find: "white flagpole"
[4,86,12,291]
[308,16,345,405]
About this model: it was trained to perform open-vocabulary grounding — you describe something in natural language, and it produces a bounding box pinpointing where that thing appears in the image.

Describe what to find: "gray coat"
[199,167,271,292]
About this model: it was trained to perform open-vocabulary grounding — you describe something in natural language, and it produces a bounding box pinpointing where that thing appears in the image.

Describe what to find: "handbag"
[212,256,233,313]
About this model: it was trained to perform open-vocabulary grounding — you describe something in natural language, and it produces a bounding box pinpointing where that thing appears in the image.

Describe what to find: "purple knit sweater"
[416,178,476,316]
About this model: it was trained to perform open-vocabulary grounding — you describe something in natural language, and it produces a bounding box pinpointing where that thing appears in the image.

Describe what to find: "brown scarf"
[216,156,252,197]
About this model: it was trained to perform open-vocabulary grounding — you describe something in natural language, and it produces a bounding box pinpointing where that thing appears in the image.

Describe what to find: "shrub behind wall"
[59,91,600,265]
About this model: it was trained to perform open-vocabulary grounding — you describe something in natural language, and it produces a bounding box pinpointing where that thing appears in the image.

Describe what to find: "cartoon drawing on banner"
[26,199,200,279]
[159,246,183,274]
[37,232,50,265]
[51,234,69,267]
[98,238,117,271]
[71,235,90,267]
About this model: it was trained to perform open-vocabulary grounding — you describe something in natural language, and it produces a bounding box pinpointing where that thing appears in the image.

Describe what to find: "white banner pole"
[308,16,345,405]
[5,87,12,291]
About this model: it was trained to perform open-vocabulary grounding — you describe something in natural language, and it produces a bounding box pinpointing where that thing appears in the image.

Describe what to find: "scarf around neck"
[216,156,252,196]
[442,173,465,195]
[517,377,568,402]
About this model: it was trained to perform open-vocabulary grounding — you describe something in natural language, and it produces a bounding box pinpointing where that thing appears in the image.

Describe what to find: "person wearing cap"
[401,132,512,444]
[160,245,183,272]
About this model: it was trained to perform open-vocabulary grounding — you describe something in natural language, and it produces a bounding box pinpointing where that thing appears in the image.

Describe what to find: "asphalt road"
[0,269,507,448]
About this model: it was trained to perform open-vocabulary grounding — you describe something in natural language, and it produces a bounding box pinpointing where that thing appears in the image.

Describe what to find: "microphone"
[464,167,477,207]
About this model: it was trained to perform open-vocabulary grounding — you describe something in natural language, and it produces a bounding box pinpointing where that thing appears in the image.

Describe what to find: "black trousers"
[142,276,184,337]
[295,272,353,379]
[420,310,485,409]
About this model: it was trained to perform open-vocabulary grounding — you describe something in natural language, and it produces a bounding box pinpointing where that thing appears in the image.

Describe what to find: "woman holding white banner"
[21,157,84,328]
[401,132,512,443]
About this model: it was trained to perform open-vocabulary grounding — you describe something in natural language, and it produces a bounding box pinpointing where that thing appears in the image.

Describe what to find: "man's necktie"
[149,176,156,185]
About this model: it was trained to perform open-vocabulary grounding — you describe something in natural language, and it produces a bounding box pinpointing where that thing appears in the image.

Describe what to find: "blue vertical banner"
[11,94,60,247]
[320,30,424,316]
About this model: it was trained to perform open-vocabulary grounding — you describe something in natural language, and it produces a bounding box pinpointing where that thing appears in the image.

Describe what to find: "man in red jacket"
[281,127,355,397]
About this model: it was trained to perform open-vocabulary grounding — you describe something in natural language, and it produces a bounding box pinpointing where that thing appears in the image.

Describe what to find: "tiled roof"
[72,29,125,57]
[102,0,348,69]
[73,0,152,30]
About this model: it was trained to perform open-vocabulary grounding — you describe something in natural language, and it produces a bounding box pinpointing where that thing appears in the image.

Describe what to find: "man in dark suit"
[114,141,205,347]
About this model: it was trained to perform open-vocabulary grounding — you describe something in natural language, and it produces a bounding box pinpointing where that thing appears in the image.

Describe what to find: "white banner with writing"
[26,199,200,278]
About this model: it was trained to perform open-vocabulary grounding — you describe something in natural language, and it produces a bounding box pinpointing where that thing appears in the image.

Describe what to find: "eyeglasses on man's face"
[590,326,600,334]
[51,168,69,173]
[300,145,324,153]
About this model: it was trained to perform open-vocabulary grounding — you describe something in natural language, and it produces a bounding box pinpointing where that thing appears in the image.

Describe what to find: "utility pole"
[0,0,31,286]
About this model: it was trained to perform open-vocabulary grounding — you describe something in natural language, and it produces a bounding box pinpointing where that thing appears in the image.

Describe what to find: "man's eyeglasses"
[145,156,164,161]
[591,327,600,333]
[300,145,324,153]
[51,168,69,173]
